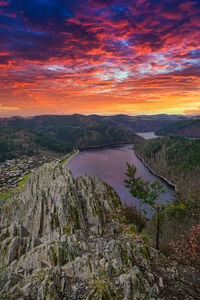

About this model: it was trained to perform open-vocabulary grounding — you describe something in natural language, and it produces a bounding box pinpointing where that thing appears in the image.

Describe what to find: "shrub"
[169,224,200,271]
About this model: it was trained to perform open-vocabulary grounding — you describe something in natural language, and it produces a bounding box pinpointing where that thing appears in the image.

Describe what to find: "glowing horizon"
[0,0,200,117]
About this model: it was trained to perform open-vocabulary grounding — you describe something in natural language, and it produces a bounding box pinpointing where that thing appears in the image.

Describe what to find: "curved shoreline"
[134,150,177,191]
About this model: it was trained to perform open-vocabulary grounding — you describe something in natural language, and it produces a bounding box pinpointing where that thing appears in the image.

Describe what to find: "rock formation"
[0,163,199,299]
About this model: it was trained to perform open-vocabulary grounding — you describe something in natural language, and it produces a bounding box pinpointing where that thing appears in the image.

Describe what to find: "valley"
[1,0,200,298]
[0,114,200,299]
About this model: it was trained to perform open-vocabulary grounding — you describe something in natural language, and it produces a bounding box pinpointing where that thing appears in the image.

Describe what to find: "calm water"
[65,144,174,217]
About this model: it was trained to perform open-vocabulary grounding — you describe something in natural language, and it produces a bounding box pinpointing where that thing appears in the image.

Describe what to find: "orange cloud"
[0,0,200,116]
[184,107,200,115]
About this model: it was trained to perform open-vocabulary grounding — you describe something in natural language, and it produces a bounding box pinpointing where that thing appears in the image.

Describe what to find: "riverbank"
[59,149,79,166]
[134,149,177,191]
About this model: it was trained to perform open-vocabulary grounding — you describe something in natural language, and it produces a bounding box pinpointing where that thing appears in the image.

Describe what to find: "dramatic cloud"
[0,0,200,116]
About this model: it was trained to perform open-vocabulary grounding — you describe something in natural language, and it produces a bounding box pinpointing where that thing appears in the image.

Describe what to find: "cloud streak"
[0,0,200,116]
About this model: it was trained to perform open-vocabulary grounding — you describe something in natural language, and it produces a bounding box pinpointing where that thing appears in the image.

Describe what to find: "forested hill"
[90,114,185,132]
[134,136,200,193]
[156,117,200,138]
[0,115,142,162]
[0,114,185,133]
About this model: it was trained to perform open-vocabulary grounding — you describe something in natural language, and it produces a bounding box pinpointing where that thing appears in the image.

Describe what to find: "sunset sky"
[0,0,200,117]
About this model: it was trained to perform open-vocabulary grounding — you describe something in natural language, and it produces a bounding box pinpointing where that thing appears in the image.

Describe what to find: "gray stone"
[0,163,199,300]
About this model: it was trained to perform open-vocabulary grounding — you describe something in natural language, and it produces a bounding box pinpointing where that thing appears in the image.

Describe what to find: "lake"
[65,144,174,217]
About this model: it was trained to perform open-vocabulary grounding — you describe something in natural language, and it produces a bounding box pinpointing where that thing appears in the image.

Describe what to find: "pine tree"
[124,163,165,250]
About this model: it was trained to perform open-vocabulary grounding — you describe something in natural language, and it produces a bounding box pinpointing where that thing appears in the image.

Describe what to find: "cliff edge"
[0,163,199,299]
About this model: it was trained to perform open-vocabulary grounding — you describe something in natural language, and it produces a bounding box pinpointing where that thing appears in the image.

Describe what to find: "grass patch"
[0,173,32,203]
[59,156,70,166]
[17,173,32,187]
[59,150,79,166]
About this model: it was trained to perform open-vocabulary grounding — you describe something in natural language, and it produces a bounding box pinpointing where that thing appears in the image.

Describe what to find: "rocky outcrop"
[1,163,120,239]
[0,163,199,299]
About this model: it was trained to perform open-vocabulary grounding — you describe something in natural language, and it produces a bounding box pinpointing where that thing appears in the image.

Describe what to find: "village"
[0,156,53,200]
[0,149,79,202]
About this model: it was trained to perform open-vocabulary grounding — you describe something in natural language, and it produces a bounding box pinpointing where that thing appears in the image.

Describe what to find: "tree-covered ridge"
[156,118,200,138]
[0,115,142,162]
[0,127,34,162]
[91,114,183,132]
[134,136,200,193]
[134,137,200,269]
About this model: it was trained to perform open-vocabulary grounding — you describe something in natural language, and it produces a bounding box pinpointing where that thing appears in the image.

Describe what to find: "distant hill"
[90,114,186,132]
[0,115,141,162]
[156,117,200,138]
[0,113,189,162]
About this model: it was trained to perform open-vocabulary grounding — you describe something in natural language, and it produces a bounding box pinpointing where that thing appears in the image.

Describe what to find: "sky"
[0,0,200,117]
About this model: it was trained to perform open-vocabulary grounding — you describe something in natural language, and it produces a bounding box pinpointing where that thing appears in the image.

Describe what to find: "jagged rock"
[1,163,120,240]
[0,224,40,267]
[0,163,200,299]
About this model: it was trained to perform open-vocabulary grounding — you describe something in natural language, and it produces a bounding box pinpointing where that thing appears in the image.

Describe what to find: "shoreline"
[59,150,79,166]
[77,141,138,151]
[66,150,79,164]
[134,150,177,191]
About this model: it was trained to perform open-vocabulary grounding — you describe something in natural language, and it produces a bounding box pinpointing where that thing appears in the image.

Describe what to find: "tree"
[124,163,150,212]
[124,163,165,250]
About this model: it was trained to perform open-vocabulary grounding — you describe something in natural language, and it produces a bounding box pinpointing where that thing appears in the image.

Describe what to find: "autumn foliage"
[169,224,200,271]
